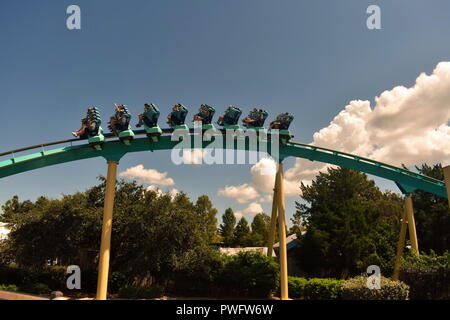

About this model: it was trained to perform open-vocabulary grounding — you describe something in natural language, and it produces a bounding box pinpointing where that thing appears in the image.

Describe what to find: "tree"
[195,195,219,243]
[219,208,236,247]
[249,213,271,247]
[233,217,251,247]
[0,178,218,287]
[409,163,450,254]
[293,167,401,278]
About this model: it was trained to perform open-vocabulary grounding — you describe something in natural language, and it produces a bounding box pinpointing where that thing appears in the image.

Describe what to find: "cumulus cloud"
[235,202,264,220]
[218,183,259,203]
[120,165,175,186]
[146,185,179,199]
[287,62,450,182]
[218,157,300,218]
[182,149,206,164]
[258,194,273,203]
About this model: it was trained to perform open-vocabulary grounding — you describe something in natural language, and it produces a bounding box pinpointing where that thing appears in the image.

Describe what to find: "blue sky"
[1,0,450,225]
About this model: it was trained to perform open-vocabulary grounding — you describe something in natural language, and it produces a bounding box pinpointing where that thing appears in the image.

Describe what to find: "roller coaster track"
[0,129,447,198]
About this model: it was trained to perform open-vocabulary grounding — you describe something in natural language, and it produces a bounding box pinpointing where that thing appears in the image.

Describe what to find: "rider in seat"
[269,113,294,130]
[137,103,160,128]
[108,104,132,136]
[72,107,102,138]
[217,105,242,127]
[193,104,215,124]
[167,104,188,127]
[242,108,268,128]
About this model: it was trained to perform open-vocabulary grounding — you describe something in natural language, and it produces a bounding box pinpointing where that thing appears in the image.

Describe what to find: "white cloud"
[235,202,264,220]
[218,156,300,219]
[146,185,179,199]
[168,188,180,198]
[120,164,175,186]
[182,149,206,164]
[259,194,273,203]
[218,183,259,203]
[287,62,450,182]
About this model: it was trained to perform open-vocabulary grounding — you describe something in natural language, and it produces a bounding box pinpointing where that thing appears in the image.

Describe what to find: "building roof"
[273,233,298,251]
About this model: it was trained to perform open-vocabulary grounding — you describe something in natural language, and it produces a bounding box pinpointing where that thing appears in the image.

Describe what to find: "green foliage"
[233,217,251,247]
[249,213,271,247]
[168,247,223,296]
[118,285,165,299]
[217,252,279,298]
[219,208,236,247]
[293,167,401,278]
[304,278,344,300]
[0,283,19,292]
[286,276,343,299]
[195,195,219,243]
[410,164,450,255]
[109,271,128,294]
[25,282,51,295]
[342,276,409,300]
[287,277,308,298]
[399,251,450,300]
[0,178,219,288]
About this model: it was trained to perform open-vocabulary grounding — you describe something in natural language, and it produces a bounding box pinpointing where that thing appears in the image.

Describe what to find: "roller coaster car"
[73,107,105,150]
[108,105,135,145]
[167,104,189,132]
[269,113,294,144]
[193,104,217,131]
[137,103,163,143]
[217,106,242,130]
[88,127,105,151]
[242,108,268,132]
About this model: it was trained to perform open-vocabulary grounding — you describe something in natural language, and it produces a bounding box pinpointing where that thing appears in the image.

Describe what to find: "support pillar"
[96,161,118,300]
[393,205,408,281]
[267,179,278,257]
[276,163,289,300]
[405,195,419,255]
[443,165,450,208]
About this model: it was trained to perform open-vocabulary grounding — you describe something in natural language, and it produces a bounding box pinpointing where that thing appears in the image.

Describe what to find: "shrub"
[216,252,279,298]
[400,251,450,300]
[0,283,19,292]
[288,277,308,298]
[304,278,344,300]
[25,283,50,295]
[286,277,344,299]
[169,248,224,296]
[118,285,164,299]
[0,265,28,286]
[109,271,128,294]
[342,276,409,300]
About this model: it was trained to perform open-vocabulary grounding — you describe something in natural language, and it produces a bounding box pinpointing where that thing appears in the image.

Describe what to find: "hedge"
[215,251,279,298]
[400,251,450,300]
[287,277,343,299]
[0,265,98,294]
[342,276,409,300]
[118,285,165,299]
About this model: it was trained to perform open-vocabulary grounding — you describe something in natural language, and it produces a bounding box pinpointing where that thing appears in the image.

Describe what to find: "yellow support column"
[96,161,118,300]
[267,180,278,257]
[392,205,408,280]
[276,163,289,300]
[443,165,450,208]
[405,195,419,255]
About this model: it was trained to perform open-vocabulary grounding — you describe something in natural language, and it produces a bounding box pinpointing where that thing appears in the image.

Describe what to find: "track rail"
[0,130,447,198]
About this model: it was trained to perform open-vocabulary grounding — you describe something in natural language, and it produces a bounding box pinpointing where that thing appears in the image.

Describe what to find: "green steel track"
[0,129,447,198]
